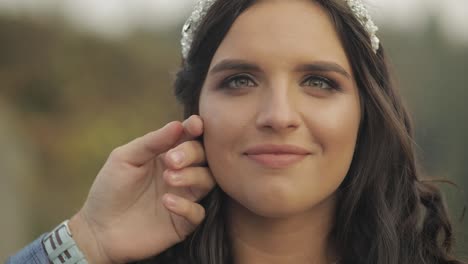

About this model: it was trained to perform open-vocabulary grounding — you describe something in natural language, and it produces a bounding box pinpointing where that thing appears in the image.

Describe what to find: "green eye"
[221,75,256,89]
[303,76,336,90]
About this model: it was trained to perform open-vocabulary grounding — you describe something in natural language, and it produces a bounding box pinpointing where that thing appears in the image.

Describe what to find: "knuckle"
[109,146,125,160]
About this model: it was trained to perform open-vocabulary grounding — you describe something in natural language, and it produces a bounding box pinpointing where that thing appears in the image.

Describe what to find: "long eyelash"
[302,75,341,91]
[219,74,255,89]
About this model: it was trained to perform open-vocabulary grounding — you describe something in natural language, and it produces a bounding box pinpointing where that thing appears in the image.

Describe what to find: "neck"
[226,195,337,264]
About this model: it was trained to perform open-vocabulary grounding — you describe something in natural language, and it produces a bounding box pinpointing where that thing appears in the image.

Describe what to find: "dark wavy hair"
[138,0,465,263]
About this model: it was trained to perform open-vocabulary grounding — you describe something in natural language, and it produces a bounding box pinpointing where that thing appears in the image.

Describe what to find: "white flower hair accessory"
[181,0,380,59]
[345,0,380,53]
[181,0,216,59]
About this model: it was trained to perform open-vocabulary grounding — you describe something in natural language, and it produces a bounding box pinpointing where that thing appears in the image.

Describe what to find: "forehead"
[210,0,351,73]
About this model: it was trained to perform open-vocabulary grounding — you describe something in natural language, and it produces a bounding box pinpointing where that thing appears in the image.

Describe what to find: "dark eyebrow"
[295,61,351,79]
[209,59,351,79]
[209,59,262,75]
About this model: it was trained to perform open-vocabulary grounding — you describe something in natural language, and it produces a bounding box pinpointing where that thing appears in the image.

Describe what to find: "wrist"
[69,212,113,264]
[42,220,89,264]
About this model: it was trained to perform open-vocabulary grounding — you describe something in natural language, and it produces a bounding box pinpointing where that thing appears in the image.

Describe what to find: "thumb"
[113,121,185,166]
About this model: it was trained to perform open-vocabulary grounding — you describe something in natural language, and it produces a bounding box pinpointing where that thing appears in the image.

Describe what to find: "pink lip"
[244,144,310,168]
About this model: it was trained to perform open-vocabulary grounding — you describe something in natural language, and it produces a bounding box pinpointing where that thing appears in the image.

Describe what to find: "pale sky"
[0,0,467,42]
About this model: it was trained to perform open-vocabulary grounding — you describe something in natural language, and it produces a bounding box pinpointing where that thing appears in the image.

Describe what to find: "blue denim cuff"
[5,233,50,264]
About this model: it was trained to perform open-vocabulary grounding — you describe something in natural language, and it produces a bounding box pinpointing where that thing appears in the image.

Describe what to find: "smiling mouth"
[245,153,308,169]
[243,144,311,169]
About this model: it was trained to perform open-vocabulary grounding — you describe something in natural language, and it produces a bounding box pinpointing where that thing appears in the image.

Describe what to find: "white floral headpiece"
[181,0,380,59]
[345,0,380,52]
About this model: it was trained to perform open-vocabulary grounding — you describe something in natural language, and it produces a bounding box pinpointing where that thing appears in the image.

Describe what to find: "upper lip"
[244,144,311,155]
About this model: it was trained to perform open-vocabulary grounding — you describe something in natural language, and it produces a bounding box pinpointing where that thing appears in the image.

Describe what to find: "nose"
[256,84,301,133]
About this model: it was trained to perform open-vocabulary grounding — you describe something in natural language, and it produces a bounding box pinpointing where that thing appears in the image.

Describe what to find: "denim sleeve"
[5,234,50,264]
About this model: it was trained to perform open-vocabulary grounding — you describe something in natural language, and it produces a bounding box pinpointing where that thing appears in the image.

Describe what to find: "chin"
[225,183,325,219]
[244,202,307,218]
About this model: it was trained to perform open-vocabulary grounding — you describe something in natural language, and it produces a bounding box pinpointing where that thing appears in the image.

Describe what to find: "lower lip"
[245,154,307,169]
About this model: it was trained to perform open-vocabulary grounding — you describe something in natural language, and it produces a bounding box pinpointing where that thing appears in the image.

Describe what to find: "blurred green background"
[0,0,466,261]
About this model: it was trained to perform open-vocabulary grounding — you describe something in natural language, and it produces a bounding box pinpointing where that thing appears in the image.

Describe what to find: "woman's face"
[199,0,361,217]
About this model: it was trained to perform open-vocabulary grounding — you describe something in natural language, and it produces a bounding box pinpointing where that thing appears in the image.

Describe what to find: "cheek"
[199,93,244,150]
[305,96,361,176]
[199,90,266,210]
[199,92,246,184]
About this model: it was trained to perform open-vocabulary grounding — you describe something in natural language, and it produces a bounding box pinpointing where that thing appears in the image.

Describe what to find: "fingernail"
[170,171,181,183]
[169,151,184,165]
[182,117,190,126]
[164,194,177,207]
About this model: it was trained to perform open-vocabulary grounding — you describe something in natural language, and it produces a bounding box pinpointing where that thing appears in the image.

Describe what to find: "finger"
[162,193,205,227]
[110,121,184,166]
[164,140,206,170]
[177,115,204,144]
[163,167,215,200]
